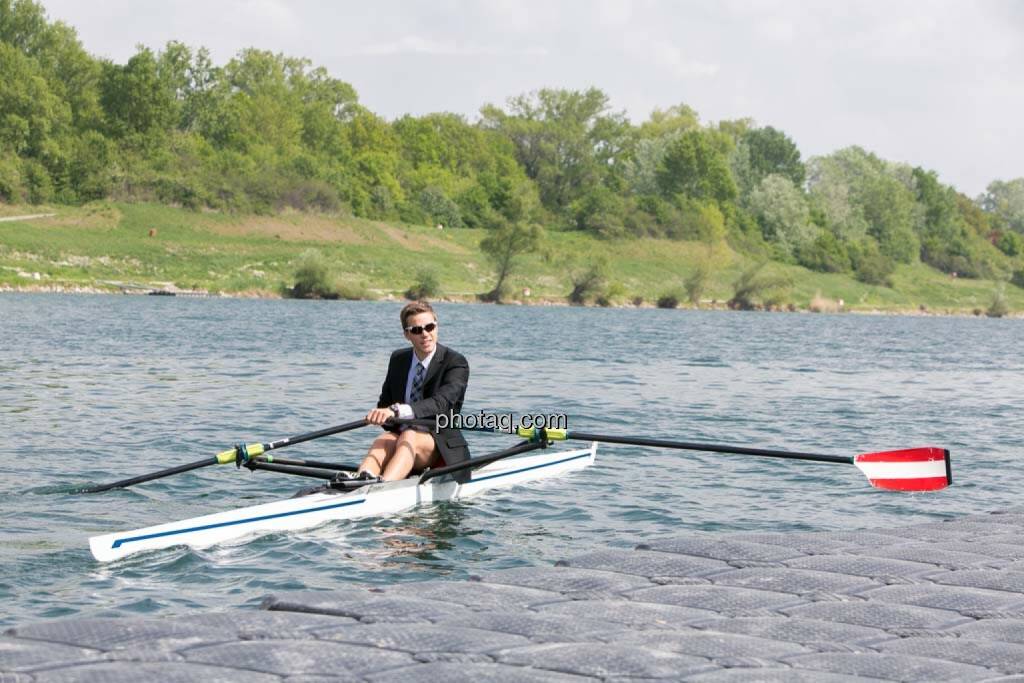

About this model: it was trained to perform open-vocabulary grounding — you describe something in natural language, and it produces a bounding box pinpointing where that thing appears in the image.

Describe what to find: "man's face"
[403,312,438,358]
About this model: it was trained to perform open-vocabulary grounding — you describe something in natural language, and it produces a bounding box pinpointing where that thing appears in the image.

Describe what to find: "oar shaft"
[245,461,341,480]
[567,431,853,465]
[418,440,547,484]
[83,419,370,494]
[254,455,356,472]
[263,419,368,451]
[79,457,218,493]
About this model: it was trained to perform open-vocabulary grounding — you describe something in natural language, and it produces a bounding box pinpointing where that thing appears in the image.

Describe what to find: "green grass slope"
[1,202,1021,315]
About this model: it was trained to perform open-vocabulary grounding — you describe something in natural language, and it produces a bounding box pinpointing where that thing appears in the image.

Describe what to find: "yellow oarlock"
[215,443,266,465]
[514,427,568,442]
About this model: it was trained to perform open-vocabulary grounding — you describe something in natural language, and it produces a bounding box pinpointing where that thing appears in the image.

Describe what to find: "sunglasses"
[405,322,437,335]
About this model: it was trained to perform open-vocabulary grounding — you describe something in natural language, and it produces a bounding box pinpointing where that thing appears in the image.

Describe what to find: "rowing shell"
[89,444,597,563]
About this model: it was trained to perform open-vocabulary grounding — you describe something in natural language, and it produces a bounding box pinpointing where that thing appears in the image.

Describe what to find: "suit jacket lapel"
[391,348,413,403]
[422,344,447,392]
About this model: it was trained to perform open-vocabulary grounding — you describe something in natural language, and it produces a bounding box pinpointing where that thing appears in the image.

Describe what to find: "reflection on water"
[1,293,1023,627]
[375,503,466,567]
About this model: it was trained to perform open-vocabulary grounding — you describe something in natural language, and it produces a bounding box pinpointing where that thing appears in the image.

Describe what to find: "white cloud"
[233,0,295,28]
[650,41,719,78]
[595,0,634,27]
[347,35,548,58]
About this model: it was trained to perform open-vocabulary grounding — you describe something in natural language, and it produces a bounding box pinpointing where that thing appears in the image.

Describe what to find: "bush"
[571,186,626,238]
[0,157,24,202]
[795,231,851,273]
[1011,269,1024,290]
[405,269,441,300]
[728,262,793,310]
[595,281,625,307]
[418,187,463,228]
[279,179,342,213]
[568,259,609,305]
[656,293,680,309]
[288,249,336,299]
[986,287,1010,318]
[809,292,840,313]
[22,159,54,204]
[848,240,895,287]
[996,231,1023,257]
[334,279,371,301]
[685,262,712,306]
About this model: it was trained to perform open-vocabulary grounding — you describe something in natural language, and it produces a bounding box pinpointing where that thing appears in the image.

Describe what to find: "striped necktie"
[409,362,425,403]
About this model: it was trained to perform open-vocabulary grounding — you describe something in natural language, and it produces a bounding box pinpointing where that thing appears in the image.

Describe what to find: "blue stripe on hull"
[110,448,592,549]
[470,451,592,483]
[111,497,366,548]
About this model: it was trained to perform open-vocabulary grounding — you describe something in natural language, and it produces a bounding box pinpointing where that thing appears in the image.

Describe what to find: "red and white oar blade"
[854,447,951,492]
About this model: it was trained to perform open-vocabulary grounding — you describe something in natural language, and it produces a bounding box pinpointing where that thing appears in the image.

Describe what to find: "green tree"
[570,184,627,237]
[746,174,816,258]
[0,41,71,157]
[341,106,403,217]
[742,126,805,187]
[1,0,102,130]
[637,103,699,138]
[979,178,1024,233]
[911,167,991,276]
[996,231,1023,257]
[480,87,629,215]
[807,147,919,264]
[99,47,176,139]
[656,129,737,206]
[392,112,536,227]
[479,221,543,302]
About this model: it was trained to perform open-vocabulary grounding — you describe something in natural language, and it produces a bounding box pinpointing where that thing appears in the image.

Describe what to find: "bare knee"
[361,432,398,474]
[397,432,434,458]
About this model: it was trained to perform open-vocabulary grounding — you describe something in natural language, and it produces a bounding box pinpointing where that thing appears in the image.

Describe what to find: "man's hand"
[366,407,395,426]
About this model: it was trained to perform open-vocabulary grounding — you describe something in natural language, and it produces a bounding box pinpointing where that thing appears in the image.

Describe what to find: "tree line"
[2,0,1023,293]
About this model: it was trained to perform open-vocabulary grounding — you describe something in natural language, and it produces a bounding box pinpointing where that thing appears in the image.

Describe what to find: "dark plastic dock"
[6,507,1024,681]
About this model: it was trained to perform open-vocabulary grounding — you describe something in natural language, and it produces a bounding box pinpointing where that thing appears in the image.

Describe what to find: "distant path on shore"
[0,213,56,222]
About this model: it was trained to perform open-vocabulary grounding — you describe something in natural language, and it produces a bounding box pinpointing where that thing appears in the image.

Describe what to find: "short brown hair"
[400,300,435,328]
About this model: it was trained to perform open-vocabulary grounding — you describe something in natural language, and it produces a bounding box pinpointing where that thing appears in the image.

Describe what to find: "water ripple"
[1,294,1022,628]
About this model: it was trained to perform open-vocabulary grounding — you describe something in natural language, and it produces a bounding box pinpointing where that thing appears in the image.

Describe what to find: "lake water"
[1,294,1022,628]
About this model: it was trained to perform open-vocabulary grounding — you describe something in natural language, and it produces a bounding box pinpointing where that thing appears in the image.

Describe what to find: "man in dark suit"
[357,301,470,481]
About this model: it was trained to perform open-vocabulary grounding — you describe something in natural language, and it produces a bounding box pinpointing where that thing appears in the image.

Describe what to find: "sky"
[40,0,1023,197]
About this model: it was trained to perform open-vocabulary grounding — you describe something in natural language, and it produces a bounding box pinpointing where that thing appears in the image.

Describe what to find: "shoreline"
[2,282,1019,319]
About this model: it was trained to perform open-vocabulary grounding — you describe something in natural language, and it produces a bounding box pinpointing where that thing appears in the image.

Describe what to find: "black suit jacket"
[377,343,470,479]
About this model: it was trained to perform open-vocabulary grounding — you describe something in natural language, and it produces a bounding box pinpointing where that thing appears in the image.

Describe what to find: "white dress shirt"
[393,349,435,418]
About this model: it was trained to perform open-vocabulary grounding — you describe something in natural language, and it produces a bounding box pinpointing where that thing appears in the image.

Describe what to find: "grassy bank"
[1,201,1021,315]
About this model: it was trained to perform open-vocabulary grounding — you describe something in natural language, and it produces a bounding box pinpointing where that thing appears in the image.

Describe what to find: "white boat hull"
[89,444,597,562]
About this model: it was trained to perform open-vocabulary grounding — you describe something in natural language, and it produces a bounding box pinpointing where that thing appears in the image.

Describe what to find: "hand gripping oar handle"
[80,419,369,493]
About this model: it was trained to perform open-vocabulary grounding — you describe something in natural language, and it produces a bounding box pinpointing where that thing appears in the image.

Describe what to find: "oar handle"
[263,419,369,451]
[566,431,854,465]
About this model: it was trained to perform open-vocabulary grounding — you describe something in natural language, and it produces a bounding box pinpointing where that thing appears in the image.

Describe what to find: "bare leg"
[358,432,398,476]
[381,431,440,481]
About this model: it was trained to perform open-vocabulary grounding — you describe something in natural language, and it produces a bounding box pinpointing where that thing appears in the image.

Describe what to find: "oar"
[418,439,548,485]
[81,419,369,493]
[402,420,951,492]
